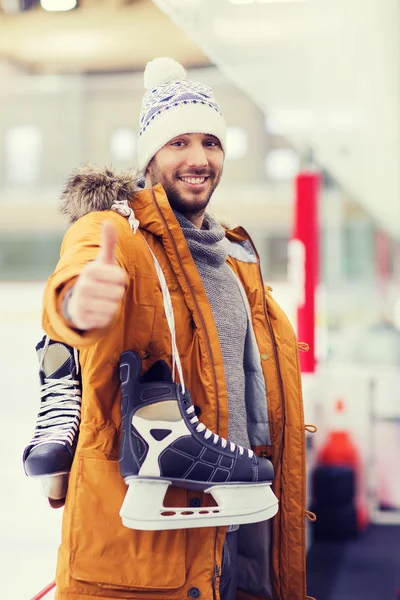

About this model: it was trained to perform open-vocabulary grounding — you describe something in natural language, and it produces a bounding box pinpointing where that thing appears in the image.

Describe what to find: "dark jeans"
[220,530,238,600]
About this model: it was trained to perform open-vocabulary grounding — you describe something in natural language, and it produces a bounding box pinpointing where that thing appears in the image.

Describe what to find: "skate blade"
[35,473,69,500]
[120,478,279,531]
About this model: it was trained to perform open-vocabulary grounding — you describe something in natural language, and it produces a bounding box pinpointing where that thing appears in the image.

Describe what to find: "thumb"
[97,221,118,265]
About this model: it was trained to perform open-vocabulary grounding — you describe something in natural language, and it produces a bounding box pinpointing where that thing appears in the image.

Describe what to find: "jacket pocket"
[70,457,187,591]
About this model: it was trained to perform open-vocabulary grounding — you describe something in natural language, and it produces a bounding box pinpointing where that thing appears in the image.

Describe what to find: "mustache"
[177,169,213,177]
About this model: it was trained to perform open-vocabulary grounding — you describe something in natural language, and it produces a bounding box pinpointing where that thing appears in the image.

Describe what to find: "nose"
[185,142,208,169]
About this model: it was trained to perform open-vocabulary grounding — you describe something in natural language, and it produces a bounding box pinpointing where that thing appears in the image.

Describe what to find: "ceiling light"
[228,0,255,4]
[40,0,77,11]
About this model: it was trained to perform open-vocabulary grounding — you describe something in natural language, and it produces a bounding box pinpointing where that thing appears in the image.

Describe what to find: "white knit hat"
[137,57,226,171]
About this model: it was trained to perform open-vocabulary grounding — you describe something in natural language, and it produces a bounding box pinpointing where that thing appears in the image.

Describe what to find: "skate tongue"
[37,343,73,378]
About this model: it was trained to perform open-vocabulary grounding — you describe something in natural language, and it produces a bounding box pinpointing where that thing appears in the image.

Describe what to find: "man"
[36,58,308,600]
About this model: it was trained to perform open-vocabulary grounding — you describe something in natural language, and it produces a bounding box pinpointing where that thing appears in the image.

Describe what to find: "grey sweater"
[174,211,251,450]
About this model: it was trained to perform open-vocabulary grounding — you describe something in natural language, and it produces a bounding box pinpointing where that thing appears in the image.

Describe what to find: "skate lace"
[30,342,81,448]
[30,377,82,447]
[186,406,254,458]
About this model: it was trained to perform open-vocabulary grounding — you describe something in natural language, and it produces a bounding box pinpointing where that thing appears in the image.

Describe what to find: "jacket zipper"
[211,564,221,599]
[149,190,221,591]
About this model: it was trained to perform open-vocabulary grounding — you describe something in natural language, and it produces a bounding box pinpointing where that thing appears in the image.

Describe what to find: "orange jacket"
[42,167,308,600]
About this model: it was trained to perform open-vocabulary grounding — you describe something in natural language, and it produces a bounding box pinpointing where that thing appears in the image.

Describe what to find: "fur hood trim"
[60,164,143,224]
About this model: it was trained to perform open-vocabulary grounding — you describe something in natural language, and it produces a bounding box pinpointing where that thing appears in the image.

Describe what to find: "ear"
[144,169,152,188]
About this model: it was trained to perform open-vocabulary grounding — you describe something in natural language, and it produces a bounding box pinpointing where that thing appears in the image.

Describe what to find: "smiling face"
[146,132,224,227]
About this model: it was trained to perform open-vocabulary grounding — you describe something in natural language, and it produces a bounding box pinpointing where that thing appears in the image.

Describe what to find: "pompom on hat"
[137,57,226,171]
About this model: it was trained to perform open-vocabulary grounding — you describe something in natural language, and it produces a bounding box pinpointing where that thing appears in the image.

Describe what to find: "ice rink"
[1,283,59,599]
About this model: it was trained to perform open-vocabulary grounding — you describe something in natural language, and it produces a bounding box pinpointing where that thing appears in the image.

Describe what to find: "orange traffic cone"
[318,400,359,466]
[317,399,368,530]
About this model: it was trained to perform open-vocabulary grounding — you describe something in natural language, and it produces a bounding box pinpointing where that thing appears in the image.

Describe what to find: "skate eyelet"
[189,497,201,508]
[188,587,201,599]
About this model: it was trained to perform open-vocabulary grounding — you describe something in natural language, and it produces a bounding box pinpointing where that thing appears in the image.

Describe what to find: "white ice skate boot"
[119,351,279,531]
[23,336,81,500]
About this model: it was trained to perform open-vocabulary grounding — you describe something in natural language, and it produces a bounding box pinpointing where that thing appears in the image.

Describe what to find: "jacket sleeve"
[42,211,130,349]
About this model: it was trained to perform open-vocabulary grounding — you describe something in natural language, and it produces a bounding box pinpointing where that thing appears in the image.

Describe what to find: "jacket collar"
[130,184,178,238]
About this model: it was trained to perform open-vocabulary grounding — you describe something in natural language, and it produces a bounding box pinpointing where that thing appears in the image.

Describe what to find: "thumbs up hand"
[66,222,128,331]
[96,220,119,266]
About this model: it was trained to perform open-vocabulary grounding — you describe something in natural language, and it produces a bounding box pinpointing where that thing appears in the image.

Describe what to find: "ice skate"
[119,350,279,531]
[23,336,81,500]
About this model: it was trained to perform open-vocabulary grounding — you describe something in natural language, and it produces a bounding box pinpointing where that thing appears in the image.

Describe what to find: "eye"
[171,140,185,147]
[204,139,220,148]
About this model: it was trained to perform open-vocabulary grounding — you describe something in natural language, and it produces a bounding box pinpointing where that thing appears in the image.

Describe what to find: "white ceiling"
[0,0,209,73]
[153,0,400,238]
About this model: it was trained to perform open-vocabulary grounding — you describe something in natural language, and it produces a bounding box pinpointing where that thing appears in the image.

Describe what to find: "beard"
[147,161,222,217]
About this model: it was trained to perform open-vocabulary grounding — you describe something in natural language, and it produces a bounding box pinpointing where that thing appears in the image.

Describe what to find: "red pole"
[291,171,320,373]
[31,580,56,600]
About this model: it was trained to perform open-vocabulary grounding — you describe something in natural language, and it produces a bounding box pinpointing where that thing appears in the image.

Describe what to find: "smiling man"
[146,132,223,226]
[138,57,226,228]
[30,57,307,600]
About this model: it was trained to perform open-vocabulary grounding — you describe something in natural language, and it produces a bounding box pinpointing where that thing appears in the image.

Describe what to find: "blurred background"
[0,0,399,598]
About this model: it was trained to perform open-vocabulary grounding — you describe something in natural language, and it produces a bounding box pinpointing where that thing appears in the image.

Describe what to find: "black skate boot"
[23,336,81,500]
[119,350,278,530]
